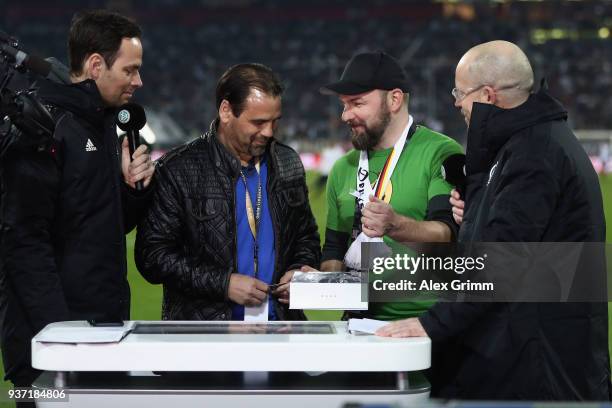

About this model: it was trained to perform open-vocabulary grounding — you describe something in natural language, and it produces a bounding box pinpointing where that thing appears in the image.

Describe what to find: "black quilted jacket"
[135,121,321,320]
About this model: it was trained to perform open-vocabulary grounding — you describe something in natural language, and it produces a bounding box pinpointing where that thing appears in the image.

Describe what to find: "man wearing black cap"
[314,51,463,322]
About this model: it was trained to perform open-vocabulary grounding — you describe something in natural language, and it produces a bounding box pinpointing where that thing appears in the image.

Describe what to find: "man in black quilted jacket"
[135,63,320,321]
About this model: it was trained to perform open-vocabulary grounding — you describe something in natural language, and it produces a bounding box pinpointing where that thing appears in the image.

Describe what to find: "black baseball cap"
[320,51,410,96]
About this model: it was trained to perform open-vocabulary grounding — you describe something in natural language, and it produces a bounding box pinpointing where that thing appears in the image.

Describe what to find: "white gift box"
[289,271,368,310]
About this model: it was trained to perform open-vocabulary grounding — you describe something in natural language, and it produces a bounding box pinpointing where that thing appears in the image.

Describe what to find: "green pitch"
[2,172,612,406]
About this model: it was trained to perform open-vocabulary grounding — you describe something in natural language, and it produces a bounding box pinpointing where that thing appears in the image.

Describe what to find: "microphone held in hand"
[441,153,466,198]
[116,103,147,191]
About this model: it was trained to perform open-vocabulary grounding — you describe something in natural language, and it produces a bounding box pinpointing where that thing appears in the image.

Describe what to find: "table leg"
[54,371,66,388]
[397,371,409,391]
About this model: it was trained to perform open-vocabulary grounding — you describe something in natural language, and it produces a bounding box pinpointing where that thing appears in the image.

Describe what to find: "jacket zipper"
[229,170,238,320]
[269,144,282,319]
[106,121,128,314]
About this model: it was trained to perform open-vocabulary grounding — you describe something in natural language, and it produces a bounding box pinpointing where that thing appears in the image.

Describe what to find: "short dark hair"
[215,63,284,117]
[68,10,141,75]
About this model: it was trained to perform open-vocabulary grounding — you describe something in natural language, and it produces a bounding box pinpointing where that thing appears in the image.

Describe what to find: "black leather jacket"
[135,122,321,320]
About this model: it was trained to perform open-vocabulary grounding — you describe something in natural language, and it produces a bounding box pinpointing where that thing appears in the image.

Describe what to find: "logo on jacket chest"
[487,161,499,186]
[85,138,97,152]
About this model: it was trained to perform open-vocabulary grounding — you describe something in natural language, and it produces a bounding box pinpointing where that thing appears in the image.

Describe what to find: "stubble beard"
[248,135,270,158]
[351,103,391,151]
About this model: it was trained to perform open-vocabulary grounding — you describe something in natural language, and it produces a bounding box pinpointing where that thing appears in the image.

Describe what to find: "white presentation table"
[31,320,431,407]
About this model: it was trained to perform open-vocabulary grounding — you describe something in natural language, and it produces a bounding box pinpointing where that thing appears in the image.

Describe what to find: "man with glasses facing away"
[377,40,611,401]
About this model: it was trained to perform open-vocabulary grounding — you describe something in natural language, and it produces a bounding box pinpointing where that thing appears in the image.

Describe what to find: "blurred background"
[2,0,611,162]
[1,0,611,404]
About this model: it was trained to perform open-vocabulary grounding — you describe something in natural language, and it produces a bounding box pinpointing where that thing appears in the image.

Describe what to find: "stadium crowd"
[3,0,610,145]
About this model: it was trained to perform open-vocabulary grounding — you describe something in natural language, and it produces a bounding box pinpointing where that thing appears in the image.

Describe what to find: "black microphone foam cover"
[441,153,466,189]
[116,103,146,131]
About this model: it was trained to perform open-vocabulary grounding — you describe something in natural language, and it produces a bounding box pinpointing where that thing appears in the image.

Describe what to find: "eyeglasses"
[451,83,521,102]
[451,85,486,102]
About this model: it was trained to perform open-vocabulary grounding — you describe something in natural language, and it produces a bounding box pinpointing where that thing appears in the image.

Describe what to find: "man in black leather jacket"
[0,10,154,394]
[135,63,320,321]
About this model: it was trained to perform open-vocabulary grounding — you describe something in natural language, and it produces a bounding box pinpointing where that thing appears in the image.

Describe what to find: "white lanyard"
[344,116,414,272]
[355,115,413,208]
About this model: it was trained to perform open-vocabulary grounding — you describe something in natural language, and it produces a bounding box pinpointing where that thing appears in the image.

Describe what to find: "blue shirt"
[231,156,277,320]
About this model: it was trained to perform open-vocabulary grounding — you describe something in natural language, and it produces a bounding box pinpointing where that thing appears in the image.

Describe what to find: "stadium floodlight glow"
[551,29,565,40]
[531,29,547,45]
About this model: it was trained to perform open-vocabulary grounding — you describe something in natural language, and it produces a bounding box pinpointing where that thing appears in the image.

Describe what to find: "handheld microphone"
[116,103,146,191]
[441,153,466,198]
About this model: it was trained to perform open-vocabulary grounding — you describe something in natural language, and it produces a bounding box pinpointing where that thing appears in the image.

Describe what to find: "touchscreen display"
[131,322,335,335]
